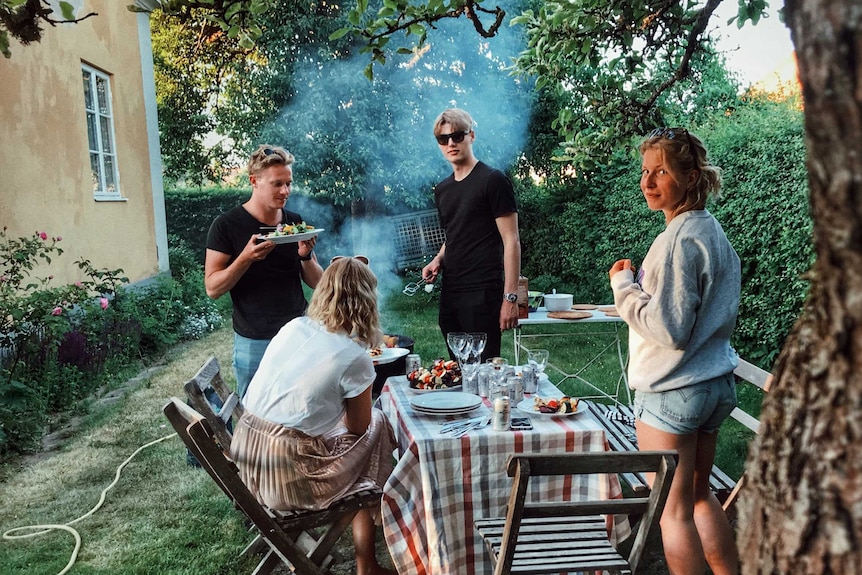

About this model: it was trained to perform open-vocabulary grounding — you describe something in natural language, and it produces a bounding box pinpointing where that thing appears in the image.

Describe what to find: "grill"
[392,209,446,271]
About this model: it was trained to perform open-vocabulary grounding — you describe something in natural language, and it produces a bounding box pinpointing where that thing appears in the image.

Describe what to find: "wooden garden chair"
[475,450,677,575]
[163,398,382,575]
[183,355,244,451]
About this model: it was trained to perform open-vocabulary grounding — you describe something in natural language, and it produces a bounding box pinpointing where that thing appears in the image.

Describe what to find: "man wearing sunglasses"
[205,145,324,398]
[422,108,521,361]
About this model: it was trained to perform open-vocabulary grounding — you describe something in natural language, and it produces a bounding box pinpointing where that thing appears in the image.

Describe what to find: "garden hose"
[2,432,177,575]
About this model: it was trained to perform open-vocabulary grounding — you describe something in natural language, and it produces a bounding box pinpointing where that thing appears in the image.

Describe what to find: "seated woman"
[230,256,398,575]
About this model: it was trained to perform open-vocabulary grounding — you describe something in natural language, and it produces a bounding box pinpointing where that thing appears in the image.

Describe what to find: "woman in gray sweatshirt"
[609,128,741,575]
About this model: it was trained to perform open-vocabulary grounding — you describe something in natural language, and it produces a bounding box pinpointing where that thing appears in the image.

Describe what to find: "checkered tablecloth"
[379,376,630,575]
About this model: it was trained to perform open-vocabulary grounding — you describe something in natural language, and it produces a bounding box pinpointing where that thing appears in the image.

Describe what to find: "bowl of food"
[543,292,573,312]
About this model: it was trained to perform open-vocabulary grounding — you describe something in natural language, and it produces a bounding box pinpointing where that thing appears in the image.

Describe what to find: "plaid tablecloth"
[379,376,630,575]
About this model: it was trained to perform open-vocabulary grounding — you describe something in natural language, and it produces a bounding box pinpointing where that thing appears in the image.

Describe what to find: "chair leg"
[307,511,359,566]
[251,549,280,575]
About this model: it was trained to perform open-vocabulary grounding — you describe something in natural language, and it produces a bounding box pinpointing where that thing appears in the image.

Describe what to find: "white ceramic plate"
[408,384,463,394]
[259,229,323,244]
[517,397,587,417]
[370,347,409,365]
[410,392,483,413]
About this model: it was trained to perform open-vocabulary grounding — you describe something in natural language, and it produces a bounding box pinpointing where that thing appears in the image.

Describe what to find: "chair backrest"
[163,397,328,575]
[722,357,772,517]
[498,450,677,575]
[184,356,244,450]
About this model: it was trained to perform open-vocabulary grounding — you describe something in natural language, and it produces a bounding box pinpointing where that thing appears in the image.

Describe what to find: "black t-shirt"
[434,161,517,292]
[206,206,307,339]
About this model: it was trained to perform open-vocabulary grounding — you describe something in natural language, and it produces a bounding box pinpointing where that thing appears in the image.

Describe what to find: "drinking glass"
[468,332,487,359]
[527,349,549,376]
[460,351,481,394]
[446,331,469,362]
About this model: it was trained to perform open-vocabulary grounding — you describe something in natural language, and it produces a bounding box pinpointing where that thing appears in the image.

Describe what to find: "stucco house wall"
[0,1,168,287]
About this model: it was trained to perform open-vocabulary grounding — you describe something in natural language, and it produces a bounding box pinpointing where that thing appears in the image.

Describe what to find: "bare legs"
[352,508,396,575]
[636,421,739,575]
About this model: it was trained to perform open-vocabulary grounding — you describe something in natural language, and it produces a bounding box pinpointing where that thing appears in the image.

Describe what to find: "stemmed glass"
[446,331,469,363]
[468,332,487,361]
[528,349,549,376]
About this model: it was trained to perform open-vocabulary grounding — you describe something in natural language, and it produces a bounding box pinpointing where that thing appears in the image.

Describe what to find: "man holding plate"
[205,145,324,397]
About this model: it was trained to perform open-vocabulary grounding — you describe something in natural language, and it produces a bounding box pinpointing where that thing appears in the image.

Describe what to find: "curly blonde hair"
[247,144,295,177]
[640,128,722,219]
[306,257,382,348]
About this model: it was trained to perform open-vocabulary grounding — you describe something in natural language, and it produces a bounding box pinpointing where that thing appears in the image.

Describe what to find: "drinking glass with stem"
[468,332,487,361]
[527,349,549,376]
[446,332,469,364]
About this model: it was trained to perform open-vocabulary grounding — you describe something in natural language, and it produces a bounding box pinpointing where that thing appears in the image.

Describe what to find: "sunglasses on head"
[647,127,692,143]
[330,255,370,265]
[435,131,471,145]
[262,147,289,158]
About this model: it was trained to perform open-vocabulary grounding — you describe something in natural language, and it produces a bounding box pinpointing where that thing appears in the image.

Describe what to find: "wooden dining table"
[377,375,630,575]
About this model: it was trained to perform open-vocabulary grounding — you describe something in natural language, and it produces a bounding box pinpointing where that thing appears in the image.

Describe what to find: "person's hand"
[243,234,277,261]
[609,259,635,280]
[422,257,441,284]
[500,300,519,331]
[298,235,317,258]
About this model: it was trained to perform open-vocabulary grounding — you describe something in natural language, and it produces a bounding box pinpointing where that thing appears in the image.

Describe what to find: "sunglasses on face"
[330,255,370,265]
[435,131,471,145]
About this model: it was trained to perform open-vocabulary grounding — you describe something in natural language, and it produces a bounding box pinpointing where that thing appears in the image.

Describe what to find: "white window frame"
[82,63,123,201]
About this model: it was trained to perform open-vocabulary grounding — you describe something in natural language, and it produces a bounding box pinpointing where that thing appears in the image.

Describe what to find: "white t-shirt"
[243,316,375,436]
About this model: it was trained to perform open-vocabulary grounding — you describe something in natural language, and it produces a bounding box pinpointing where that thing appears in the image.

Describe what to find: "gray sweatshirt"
[611,210,740,392]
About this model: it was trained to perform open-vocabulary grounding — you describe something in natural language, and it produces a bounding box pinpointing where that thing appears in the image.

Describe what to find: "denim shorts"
[634,372,737,435]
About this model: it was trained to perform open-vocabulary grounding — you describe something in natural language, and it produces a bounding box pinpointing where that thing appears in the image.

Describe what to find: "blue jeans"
[634,372,737,435]
[233,333,272,398]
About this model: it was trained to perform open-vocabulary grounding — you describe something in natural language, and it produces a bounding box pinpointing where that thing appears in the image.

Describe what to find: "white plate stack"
[410,392,483,416]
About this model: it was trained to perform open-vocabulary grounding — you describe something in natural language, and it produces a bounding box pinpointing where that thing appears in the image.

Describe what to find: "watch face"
[505,293,518,303]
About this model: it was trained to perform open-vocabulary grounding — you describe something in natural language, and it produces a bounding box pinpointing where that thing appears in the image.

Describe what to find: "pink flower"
[100,297,109,310]
[39,232,48,240]
[52,307,63,316]
[55,235,62,241]
[75,281,83,288]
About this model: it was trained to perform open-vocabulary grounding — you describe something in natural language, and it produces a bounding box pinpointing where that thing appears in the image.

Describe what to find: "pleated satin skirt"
[230,408,397,512]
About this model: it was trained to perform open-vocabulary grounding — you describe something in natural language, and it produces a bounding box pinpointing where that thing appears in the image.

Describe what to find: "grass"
[0,286,762,574]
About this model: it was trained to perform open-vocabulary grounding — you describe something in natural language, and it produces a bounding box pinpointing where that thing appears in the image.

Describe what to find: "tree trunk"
[738,1,862,573]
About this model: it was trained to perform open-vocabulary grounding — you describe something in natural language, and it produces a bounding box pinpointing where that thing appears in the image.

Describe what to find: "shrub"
[0,231,224,458]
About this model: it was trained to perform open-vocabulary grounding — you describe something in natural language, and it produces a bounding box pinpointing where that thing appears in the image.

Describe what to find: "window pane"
[82,70,93,110]
[90,152,103,193]
[104,155,116,193]
[99,116,112,153]
[86,112,97,150]
[96,76,109,115]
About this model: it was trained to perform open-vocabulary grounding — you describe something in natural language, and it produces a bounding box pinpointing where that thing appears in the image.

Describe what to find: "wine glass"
[528,349,549,376]
[468,332,487,360]
[446,331,469,362]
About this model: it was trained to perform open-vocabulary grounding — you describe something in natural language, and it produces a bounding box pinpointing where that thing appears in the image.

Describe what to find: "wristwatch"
[504,292,518,304]
[298,252,313,261]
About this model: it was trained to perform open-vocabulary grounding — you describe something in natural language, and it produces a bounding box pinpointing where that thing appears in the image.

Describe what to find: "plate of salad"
[259,222,323,244]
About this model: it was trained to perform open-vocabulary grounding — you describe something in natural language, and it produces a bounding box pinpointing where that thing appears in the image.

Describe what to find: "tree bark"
[738,1,862,573]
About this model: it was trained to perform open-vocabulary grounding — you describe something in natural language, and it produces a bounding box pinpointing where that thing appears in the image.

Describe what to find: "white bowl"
[544,293,573,312]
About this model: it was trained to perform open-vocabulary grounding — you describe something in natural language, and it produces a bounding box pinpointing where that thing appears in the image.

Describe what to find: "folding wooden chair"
[183,356,244,452]
[475,450,677,575]
[163,398,383,575]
